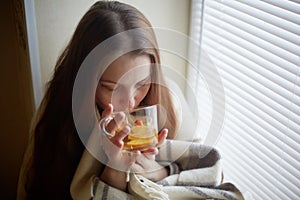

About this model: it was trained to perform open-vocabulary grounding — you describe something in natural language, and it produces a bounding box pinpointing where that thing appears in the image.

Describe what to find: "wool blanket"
[92,140,244,200]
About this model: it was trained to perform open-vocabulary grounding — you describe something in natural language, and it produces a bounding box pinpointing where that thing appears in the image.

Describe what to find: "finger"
[105,112,125,134]
[141,147,158,155]
[111,125,130,148]
[101,104,113,118]
[157,128,168,147]
[133,150,141,157]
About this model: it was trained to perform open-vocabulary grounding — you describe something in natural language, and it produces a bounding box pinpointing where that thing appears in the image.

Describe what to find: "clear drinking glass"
[100,105,159,181]
[100,105,159,151]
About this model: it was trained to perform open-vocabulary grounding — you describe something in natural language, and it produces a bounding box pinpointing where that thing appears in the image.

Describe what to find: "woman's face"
[96,54,152,112]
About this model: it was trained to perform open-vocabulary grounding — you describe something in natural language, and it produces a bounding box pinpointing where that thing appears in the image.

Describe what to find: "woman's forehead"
[101,54,152,83]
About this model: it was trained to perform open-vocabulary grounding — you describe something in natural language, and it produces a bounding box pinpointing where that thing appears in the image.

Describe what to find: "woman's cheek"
[96,91,112,109]
[137,85,151,102]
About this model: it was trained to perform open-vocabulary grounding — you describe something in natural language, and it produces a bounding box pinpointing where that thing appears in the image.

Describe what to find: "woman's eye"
[101,84,115,92]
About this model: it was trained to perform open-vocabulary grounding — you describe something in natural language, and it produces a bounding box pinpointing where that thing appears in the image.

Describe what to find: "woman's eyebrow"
[100,79,117,84]
[100,75,151,85]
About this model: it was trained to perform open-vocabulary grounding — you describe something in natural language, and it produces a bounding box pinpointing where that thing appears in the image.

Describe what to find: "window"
[187,0,300,199]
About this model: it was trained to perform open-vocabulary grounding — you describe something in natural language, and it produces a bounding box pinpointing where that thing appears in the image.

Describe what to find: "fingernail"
[115,112,125,123]
[122,125,130,134]
[164,129,168,137]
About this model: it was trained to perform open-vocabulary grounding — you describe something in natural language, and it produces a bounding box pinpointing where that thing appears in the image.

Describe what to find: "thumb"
[157,128,168,147]
[101,103,113,118]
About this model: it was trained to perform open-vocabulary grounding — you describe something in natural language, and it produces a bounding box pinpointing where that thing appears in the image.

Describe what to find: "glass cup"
[100,104,159,182]
[100,104,159,151]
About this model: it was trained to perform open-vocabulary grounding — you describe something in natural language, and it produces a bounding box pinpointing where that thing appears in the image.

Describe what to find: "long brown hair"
[20,1,177,199]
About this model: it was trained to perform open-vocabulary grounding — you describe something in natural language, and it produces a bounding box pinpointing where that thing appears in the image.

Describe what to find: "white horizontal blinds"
[186,0,203,95]
[188,0,300,199]
[186,0,213,141]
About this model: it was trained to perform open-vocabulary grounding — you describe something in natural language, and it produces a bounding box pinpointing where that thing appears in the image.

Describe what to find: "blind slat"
[225,95,300,168]
[206,3,300,63]
[264,0,300,16]
[223,118,300,187]
[221,143,298,200]
[221,73,300,147]
[223,72,300,142]
[203,33,300,103]
[238,0,300,25]
[204,40,300,117]
[220,131,299,199]
[207,0,300,43]
[220,162,267,200]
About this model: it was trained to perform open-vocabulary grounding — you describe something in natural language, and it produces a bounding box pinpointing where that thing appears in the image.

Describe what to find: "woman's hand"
[131,128,169,182]
[99,104,139,190]
[100,104,169,187]
[100,104,139,170]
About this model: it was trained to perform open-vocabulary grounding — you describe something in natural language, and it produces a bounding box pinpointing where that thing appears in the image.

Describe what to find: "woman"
[19,1,245,200]
[18,1,177,199]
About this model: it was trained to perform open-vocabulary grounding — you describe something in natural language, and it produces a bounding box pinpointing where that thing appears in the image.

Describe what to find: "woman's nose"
[117,88,135,111]
[127,96,135,110]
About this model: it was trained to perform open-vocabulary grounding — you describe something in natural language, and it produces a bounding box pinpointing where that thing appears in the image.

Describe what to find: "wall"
[33,0,190,97]
[0,0,35,199]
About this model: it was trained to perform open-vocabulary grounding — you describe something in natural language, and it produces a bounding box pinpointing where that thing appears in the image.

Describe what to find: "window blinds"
[187,0,300,199]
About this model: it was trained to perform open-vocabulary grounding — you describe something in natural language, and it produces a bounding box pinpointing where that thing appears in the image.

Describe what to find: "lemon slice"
[128,126,154,140]
[125,138,154,147]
